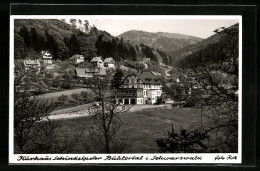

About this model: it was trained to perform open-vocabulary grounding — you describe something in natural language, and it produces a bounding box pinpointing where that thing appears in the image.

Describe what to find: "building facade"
[91,57,104,68]
[116,71,162,105]
[23,59,41,74]
[71,54,84,64]
[104,57,115,68]
[40,50,52,65]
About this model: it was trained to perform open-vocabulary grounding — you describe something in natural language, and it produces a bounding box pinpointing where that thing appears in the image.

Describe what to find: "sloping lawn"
[58,107,203,153]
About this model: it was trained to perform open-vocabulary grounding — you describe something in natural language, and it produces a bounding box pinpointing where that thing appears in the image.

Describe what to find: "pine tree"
[111,69,124,89]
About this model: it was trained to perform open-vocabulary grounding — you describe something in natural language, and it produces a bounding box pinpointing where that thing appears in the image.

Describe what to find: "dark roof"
[75,68,106,76]
[126,71,161,84]
[91,57,103,62]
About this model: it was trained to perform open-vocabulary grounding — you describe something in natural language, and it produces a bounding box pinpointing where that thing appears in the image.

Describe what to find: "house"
[165,98,174,104]
[23,59,41,74]
[40,50,52,65]
[136,61,148,69]
[91,57,104,68]
[71,54,84,64]
[116,70,163,105]
[143,58,151,68]
[75,68,106,78]
[104,57,115,68]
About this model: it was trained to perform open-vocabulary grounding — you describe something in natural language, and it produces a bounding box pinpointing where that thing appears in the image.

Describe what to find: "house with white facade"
[23,59,41,74]
[91,57,104,68]
[104,57,115,68]
[71,54,84,64]
[116,70,162,105]
[40,50,52,65]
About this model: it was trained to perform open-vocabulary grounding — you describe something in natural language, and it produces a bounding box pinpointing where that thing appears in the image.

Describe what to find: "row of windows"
[117,91,137,97]
[125,78,141,83]
[143,90,161,96]
[121,84,161,89]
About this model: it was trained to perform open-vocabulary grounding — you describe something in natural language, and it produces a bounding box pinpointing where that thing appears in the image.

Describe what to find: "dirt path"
[164,65,172,76]
[48,104,172,120]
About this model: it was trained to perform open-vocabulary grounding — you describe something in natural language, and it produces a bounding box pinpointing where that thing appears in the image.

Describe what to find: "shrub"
[156,124,209,153]
[183,98,195,107]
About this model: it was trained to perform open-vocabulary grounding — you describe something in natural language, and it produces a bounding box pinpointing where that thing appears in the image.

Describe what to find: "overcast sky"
[86,17,239,39]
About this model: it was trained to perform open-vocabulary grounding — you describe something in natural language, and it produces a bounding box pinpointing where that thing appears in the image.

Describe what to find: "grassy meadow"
[56,107,204,153]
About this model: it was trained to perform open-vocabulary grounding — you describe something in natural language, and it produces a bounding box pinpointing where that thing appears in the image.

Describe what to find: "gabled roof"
[104,57,115,63]
[40,50,51,55]
[75,68,106,76]
[24,59,40,66]
[71,54,84,59]
[91,57,103,63]
[125,71,161,84]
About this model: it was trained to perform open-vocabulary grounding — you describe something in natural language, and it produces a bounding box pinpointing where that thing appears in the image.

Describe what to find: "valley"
[13,18,239,154]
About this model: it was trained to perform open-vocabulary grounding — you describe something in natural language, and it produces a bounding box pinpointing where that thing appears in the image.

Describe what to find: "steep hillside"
[172,23,239,62]
[14,19,172,65]
[118,30,203,53]
[177,23,239,67]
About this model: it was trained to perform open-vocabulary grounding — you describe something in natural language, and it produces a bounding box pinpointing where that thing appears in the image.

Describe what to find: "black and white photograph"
[9,15,242,164]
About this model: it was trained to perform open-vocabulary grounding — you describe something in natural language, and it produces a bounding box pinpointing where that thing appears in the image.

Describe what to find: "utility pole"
[201,97,203,126]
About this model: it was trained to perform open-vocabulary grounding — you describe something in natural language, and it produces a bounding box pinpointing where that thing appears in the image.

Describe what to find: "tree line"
[14,21,173,65]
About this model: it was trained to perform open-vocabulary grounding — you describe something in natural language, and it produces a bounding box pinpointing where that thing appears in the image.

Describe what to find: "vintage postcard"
[9,15,242,164]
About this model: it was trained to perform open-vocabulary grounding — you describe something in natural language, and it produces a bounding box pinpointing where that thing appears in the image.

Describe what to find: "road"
[48,104,171,120]
[160,63,172,76]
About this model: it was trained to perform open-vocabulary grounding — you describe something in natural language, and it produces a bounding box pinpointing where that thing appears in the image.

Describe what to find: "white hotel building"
[116,71,163,105]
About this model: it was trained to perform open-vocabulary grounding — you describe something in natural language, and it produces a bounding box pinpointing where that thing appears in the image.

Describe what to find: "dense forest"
[14,19,172,64]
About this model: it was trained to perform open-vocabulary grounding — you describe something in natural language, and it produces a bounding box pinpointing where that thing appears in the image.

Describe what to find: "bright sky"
[86,16,239,39]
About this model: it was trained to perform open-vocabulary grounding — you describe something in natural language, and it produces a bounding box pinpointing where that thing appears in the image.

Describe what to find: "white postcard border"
[9,15,242,164]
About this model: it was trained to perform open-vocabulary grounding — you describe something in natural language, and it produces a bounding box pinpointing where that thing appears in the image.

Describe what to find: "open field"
[56,107,204,153]
[49,104,172,119]
[38,88,91,99]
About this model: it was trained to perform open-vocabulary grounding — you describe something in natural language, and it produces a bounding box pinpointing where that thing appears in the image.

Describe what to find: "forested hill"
[14,19,173,65]
[172,23,239,63]
[177,23,239,68]
[117,30,203,53]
